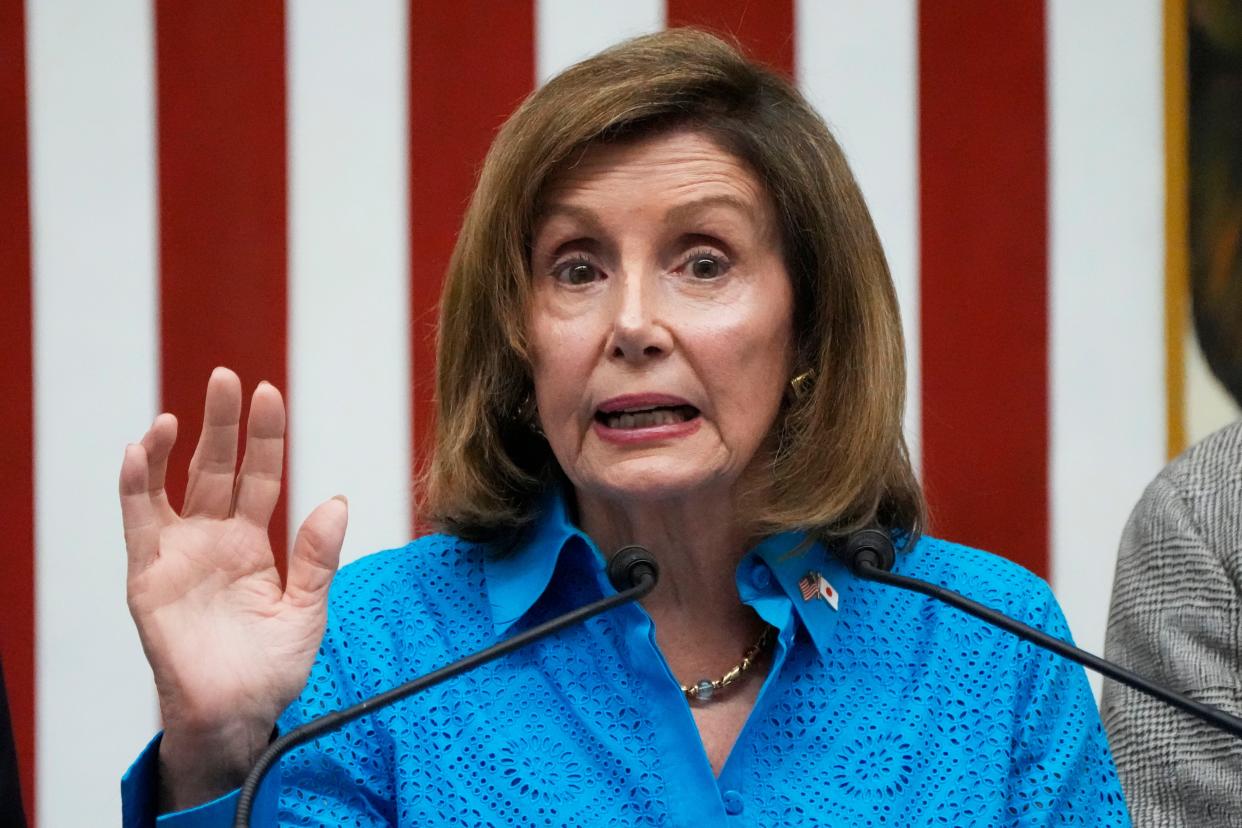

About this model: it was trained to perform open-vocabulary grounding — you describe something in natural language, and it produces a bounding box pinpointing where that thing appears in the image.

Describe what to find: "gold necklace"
[680,625,775,703]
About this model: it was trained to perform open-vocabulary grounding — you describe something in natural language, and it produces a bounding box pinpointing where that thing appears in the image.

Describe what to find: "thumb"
[285,495,348,608]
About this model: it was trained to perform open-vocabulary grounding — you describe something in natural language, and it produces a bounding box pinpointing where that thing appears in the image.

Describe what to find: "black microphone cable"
[840,528,1242,741]
[232,545,659,828]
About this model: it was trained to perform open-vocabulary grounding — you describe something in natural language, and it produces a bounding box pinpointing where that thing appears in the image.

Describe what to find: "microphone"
[839,529,1242,741]
[233,546,659,828]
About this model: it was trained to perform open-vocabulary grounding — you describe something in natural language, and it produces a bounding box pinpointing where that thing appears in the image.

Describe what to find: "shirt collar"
[481,488,860,654]
[483,488,596,636]
[738,532,858,656]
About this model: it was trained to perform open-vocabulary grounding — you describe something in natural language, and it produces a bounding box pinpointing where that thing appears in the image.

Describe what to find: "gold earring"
[788,370,815,401]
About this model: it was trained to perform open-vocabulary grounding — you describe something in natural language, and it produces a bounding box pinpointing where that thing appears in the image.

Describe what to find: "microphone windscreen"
[606,546,660,592]
[842,529,896,574]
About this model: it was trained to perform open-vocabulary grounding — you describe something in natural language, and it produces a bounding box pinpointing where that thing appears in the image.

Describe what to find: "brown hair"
[424,28,924,545]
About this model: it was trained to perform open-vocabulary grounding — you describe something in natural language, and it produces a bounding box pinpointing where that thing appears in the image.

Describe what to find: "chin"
[581,456,727,503]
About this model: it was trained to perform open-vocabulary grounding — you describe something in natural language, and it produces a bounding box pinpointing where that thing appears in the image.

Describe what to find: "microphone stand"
[843,529,1242,741]
[232,547,659,828]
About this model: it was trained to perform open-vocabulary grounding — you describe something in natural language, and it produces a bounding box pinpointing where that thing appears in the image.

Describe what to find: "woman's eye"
[685,251,728,279]
[553,260,602,285]
[690,257,719,279]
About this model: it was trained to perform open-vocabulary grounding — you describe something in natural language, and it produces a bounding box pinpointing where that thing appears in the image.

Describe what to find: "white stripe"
[1048,0,1166,696]
[536,0,664,85]
[795,0,921,473]
[26,0,159,820]
[1185,330,1242,444]
[287,0,412,566]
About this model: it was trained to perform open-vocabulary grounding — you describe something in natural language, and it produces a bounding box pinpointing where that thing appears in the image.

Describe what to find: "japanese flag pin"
[798,570,839,611]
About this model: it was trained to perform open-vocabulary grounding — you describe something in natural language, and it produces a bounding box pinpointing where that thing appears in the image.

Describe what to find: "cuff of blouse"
[120,730,281,828]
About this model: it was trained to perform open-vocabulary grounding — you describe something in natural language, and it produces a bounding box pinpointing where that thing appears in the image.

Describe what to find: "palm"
[120,368,347,744]
[132,518,297,725]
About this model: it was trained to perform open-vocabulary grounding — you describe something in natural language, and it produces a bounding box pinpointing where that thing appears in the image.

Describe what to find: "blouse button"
[749,565,771,590]
[722,789,744,815]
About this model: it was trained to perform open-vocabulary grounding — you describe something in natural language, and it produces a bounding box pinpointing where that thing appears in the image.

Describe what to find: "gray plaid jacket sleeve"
[1101,420,1242,827]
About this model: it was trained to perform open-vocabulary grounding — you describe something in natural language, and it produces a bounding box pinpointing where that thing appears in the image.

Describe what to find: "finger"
[183,367,242,518]
[284,496,348,609]
[119,443,160,571]
[231,381,286,527]
[140,412,179,523]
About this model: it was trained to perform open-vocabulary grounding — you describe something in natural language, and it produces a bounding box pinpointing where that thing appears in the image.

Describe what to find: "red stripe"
[918,2,1049,578]
[155,1,289,572]
[0,2,35,820]
[408,1,535,530]
[666,0,795,77]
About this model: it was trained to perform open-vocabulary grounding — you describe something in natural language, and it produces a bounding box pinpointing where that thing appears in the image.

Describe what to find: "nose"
[606,271,673,363]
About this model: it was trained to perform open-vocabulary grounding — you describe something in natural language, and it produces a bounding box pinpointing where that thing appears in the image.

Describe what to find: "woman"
[121,31,1129,825]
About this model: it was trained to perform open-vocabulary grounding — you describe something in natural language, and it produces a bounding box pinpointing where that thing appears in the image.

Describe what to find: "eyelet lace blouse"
[123,491,1130,826]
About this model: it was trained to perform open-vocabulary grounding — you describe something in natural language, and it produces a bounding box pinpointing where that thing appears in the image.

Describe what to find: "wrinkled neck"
[574,485,769,682]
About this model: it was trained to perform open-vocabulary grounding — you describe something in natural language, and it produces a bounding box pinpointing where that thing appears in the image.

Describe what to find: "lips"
[594,394,701,432]
[597,405,699,430]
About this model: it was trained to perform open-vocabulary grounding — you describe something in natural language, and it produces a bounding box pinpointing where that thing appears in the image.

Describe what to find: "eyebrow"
[662,194,760,228]
[535,202,604,234]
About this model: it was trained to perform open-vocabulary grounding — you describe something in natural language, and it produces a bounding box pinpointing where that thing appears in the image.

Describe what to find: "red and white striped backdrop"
[4,1,1223,823]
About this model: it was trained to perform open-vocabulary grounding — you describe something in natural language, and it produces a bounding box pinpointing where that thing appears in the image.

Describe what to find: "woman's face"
[528,129,795,507]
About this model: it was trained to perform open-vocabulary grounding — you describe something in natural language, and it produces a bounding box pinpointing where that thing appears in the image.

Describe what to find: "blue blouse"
[122,492,1130,826]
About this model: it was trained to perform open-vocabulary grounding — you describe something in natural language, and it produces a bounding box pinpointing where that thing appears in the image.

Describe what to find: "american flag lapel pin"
[798,570,839,611]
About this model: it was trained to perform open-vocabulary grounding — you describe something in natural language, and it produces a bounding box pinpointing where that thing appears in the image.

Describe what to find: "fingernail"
[332,494,348,506]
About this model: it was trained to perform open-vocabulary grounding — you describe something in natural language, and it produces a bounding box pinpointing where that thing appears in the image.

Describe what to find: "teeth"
[604,407,689,429]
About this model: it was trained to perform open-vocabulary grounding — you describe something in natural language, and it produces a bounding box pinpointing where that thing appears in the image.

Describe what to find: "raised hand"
[120,367,348,810]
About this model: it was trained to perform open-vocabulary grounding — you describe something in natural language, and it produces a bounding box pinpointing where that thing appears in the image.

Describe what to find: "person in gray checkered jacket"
[1102,415,1242,826]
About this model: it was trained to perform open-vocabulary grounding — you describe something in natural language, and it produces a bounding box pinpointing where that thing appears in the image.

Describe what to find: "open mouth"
[594,404,700,430]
